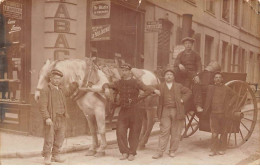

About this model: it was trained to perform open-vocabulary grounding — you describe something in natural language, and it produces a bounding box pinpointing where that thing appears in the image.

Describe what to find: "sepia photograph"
[0,0,259,165]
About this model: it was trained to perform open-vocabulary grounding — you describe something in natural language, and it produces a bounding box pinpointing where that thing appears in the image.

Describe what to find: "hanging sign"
[91,24,111,41]
[91,1,110,19]
[3,1,23,20]
[145,21,162,32]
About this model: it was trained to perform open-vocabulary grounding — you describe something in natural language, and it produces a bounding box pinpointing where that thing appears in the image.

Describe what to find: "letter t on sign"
[54,20,70,33]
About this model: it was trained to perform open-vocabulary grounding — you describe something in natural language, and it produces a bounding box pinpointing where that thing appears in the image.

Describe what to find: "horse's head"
[34,59,52,102]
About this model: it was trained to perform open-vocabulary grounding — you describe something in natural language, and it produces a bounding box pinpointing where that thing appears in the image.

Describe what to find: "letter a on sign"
[55,4,70,18]
[55,34,69,48]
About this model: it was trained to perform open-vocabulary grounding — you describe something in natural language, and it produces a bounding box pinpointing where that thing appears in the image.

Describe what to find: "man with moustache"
[152,67,192,159]
[203,72,237,156]
[102,63,154,161]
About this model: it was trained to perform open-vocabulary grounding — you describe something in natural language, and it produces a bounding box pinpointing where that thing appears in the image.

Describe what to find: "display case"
[0,0,29,103]
[0,0,31,134]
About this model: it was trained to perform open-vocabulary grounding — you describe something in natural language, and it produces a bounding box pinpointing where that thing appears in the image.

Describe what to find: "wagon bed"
[182,72,258,148]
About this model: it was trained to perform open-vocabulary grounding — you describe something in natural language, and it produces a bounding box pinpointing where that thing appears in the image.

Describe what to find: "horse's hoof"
[85,150,97,156]
[94,152,105,157]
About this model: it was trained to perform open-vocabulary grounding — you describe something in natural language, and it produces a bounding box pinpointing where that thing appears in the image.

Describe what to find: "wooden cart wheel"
[182,110,199,138]
[225,80,258,148]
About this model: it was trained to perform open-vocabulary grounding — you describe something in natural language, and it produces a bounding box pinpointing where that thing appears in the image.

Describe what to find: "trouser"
[157,107,184,153]
[178,71,202,108]
[210,113,227,152]
[42,114,66,157]
[116,106,143,155]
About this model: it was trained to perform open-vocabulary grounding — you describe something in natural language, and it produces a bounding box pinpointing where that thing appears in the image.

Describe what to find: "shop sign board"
[3,1,23,20]
[145,21,162,32]
[91,1,110,19]
[91,24,111,41]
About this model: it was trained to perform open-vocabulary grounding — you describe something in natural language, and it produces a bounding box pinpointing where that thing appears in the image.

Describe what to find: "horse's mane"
[53,59,86,87]
[49,59,109,89]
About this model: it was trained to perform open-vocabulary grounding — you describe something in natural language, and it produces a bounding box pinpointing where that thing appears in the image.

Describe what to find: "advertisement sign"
[3,1,23,20]
[91,1,110,19]
[91,24,111,41]
[145,21,162,32]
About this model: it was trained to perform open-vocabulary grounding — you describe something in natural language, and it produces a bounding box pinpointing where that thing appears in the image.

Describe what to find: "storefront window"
[91,1,144,68]
[0,0,27,102]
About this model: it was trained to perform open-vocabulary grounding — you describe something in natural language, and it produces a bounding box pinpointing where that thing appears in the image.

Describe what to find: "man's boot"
[51,154,66,163]
[44,155,51,165]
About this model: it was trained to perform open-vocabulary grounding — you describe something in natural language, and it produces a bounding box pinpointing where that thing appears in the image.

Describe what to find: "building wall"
[144,0,260,84]
[31,0,87,93]
[30,0,89,137]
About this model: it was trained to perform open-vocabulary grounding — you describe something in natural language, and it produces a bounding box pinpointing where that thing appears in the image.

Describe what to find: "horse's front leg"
[94,106,107,157]
[85,114,99,156]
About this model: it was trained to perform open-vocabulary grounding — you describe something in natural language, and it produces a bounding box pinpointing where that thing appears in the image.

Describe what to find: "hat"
[181,37,195,43]
[51,69,63,77]
[120,63,132,70]
[163,67,175,75]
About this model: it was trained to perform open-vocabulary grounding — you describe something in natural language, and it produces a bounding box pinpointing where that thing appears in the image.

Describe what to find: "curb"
[0,130,160,159]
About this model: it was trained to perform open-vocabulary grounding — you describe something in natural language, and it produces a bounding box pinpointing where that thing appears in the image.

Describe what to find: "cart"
[182,72,258,148]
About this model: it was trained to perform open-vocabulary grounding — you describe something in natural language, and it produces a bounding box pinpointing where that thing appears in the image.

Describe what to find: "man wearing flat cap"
[152,67,192,159]
[173,37,203,112]
[102,63,154,161]
[39,69,69,165]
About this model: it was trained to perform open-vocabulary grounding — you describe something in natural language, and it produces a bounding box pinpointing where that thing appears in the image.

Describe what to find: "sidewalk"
[1,103,259,160]
[0,122,160,159]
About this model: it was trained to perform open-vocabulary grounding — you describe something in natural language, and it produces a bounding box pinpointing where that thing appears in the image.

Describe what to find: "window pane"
[0,0,25,102]
[233,0,239,26]
[206,0,215,14]
[222,0,230,22]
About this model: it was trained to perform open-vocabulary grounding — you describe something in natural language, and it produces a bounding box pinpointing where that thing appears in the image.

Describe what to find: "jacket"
[156,82,192,120]
[39,84,69,121]
[102,78,154,107]
[173,50,202,78]
[203,84,237,118]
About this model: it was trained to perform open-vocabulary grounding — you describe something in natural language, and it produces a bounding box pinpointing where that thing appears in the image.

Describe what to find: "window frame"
[205,0,216,16]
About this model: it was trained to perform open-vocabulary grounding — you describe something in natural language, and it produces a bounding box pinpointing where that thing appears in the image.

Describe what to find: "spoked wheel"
[225,80,258,148]
[182,111,199,138]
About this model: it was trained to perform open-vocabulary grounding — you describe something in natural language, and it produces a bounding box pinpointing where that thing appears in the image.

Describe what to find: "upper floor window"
[232,0,240,26]
[222,0,231,22]
[206,0,215,14]
[242,0,252,30]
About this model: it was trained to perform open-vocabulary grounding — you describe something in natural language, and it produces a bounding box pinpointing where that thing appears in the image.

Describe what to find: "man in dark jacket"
[152,68,192,159]
[39,69,69,165]
[102,63,154,161]
[203,72,237,156]
[173,37,203,112]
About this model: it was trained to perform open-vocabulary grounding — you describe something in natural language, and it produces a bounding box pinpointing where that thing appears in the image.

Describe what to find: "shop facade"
[0,0,147,137]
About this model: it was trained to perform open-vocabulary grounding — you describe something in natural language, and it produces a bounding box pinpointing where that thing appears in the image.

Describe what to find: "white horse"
[34,58,159,156]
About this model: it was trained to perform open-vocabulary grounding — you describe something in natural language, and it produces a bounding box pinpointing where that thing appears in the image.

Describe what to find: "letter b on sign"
[54,20,70,33]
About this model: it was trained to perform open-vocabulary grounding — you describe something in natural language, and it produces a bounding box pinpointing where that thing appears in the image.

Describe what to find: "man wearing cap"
[39,69,69,165]
[174,37,203,112]
[102,63,154,161]
[203,72,237,156]
[152,67,192,159]
[193,60,222,111]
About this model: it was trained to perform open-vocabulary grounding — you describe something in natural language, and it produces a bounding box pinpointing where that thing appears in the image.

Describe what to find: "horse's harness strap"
[82,61,95,87]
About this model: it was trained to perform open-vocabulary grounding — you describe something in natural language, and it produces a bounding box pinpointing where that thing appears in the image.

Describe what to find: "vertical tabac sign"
[45,0,76,60]
[53,3,70,59]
